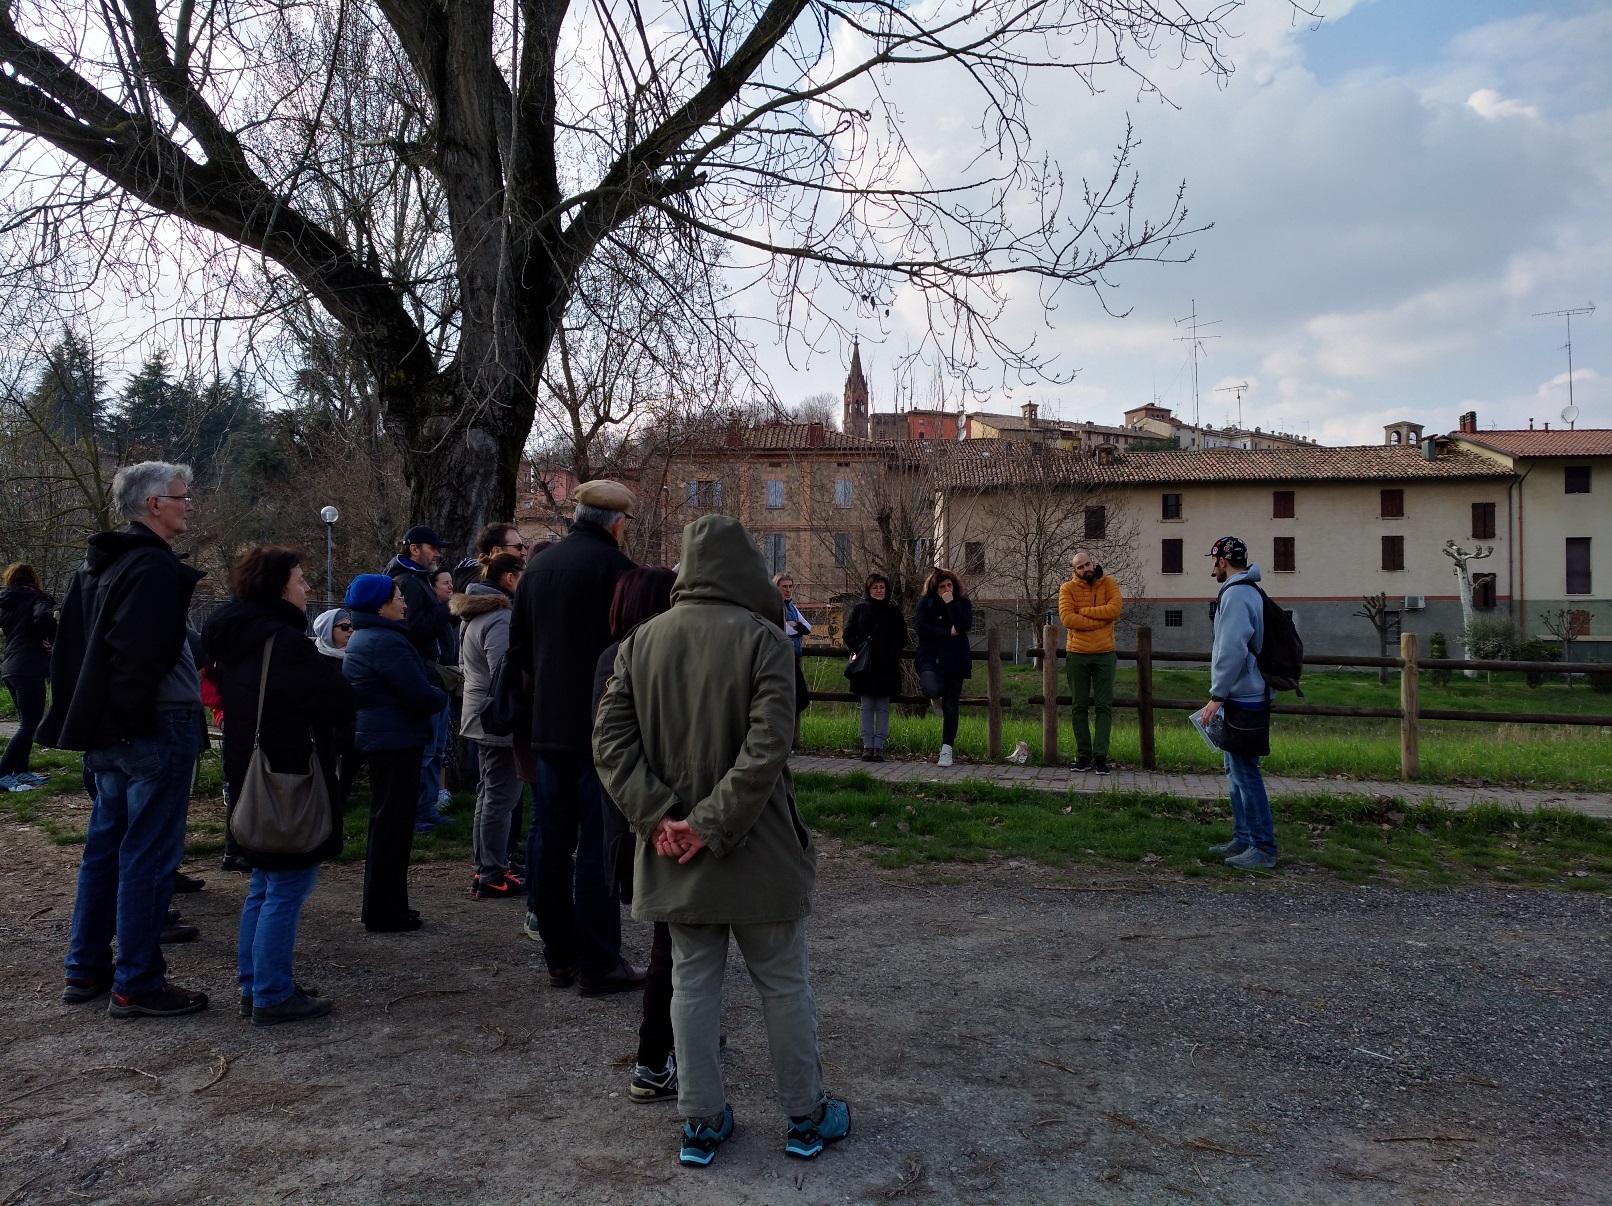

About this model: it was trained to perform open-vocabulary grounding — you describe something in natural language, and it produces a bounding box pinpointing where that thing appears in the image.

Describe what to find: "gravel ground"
[1,816,1607,1204]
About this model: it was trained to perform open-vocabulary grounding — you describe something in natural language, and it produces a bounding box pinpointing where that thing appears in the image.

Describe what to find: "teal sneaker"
[1224,847,1277,870]
[679,1104,734,1167]
[786,1095,850,1159]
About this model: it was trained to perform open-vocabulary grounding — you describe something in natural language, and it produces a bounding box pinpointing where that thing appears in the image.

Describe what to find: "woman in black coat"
[843,572,908,762]
[0,563,56,778]
[914,568,974,768]
[201,547,356,1026]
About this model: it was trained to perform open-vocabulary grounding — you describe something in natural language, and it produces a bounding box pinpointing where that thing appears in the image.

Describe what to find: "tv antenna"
[1216,381,1250,431]
[1174,301,1221,431]
[1533,303,1594,420]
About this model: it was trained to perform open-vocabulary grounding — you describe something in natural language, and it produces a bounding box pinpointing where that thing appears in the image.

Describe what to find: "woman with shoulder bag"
[201,548,356,1025]
[914,568,974,768]
[342,573,449,932]
[0,563,56,778]
[843,572,908,762]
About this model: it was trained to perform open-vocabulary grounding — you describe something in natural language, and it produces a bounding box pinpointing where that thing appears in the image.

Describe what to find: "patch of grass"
[790,771,1612,890]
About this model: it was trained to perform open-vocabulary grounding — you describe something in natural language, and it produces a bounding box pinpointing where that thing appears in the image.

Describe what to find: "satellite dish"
[1561,404,1580,424]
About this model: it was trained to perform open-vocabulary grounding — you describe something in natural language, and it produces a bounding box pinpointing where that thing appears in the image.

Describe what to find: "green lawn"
[793,772,1612,891]
[798,659,1612,790]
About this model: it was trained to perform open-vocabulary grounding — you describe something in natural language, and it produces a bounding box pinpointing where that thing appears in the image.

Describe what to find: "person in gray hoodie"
[1197,536,1277,870]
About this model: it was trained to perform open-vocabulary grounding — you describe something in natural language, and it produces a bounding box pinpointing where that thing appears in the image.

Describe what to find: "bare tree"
[793,392,841,431]
[0,0,1257,540]
[1538,608,1592,688]
[1443,539,1494,678]
[1353,593,1395,687]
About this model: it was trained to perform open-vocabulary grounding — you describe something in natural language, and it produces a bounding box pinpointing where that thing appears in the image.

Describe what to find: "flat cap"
[573,479,636,517]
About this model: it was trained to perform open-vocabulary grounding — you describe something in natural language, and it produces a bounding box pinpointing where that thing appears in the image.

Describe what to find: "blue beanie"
[344,573,396,613]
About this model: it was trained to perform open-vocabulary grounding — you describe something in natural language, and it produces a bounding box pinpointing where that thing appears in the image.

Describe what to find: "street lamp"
[320,506,340,600]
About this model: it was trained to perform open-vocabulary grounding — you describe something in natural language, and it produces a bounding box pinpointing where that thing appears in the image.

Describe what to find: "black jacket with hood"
[0,584,57,679]
[201,597,357,869]
[39,523,206,751]
[384,554,453,664]
[844,592,909,699]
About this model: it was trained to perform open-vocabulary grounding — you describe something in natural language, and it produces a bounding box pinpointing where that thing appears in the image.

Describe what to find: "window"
[1565,466,1591,494]
[1272,490,1295,519]
[1161,539,1183,575]
[1566,537,1592,595]
[833,478,853,508]
[912,538,934,568]
[1164,610,1183,628]
[1471,501,1496,540]
[963,541,986,576]
[1161,493,1182,520]
[761,533,787,576]
[1084,505,1106,540]
[765,479,785,509]
[1472,572,1496,610]
[833,532,853,568]
[1382,534,1405,572]
[1272,536,1296,573]
[686,479,723,509]
[1380,489,1404,518]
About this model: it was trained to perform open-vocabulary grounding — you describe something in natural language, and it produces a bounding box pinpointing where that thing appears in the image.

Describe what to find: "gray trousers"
[858,695,891,749]
[471,743,522,877]
[670,919,825,1119]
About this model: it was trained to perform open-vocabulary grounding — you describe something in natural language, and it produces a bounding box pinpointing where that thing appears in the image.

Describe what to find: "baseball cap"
[403,524,445,547]
[1206,536,1247,562]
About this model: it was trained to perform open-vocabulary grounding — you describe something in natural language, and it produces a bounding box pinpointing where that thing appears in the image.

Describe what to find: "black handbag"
[479,652,527,737]
[844,637,875,687]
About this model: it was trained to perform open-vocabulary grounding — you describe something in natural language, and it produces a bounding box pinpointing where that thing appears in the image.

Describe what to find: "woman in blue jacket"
[342,574,449,932]
[914,568,974,768]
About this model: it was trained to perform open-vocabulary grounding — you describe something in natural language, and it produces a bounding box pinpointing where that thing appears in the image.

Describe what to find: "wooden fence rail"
[800,627,1612,778]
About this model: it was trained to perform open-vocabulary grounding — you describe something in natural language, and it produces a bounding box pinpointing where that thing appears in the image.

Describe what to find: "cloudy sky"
[764,0,1611,445]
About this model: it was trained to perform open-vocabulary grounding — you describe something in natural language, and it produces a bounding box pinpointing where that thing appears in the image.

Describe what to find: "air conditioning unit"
[1402,595,1426,611]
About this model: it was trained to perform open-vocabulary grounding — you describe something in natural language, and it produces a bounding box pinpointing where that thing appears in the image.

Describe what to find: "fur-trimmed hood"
[450,584,512,620]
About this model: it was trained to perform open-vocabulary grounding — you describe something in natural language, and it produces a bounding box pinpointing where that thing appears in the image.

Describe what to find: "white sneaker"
[436,787,451,809]
[937,744,953,767]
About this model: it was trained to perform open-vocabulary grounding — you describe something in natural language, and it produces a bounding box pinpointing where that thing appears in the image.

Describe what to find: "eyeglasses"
[504,543,528,552]
[155,494,194,503]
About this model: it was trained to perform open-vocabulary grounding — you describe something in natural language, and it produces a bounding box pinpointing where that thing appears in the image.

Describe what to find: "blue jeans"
[66,710,198,996]
[1223,750,1277,856]
[526,751,621,977]
[417,701,451,821]
[238,864,320,1007]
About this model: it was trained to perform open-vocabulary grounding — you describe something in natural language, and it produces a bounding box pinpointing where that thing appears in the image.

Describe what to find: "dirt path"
[1,819,1606,1204]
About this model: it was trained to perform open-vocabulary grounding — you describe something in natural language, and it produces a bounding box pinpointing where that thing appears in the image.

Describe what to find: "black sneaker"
[62,974,113,1004]
[251,987,332,1027]
[160,923,200,944]
[629,1055,678,1103]
[172,870,206,893]
[470,871,521,900]
[240,982,320,1018]
[1070,757,1093,771]
[1093,756,1110,775]
[107,985,208,1018]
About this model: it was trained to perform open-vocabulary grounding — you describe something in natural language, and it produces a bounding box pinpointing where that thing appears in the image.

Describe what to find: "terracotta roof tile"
[1452,430,1612,458]
[695,422,882,453]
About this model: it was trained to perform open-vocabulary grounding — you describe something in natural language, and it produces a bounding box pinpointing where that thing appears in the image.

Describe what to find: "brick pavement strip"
[787,753,1612,819]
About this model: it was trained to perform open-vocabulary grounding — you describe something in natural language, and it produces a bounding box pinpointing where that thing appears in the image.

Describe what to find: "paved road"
[788,753,1612,819]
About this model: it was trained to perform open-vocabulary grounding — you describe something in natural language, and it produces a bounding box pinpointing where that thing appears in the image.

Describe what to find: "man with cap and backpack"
[1197,536,1302,870]
[386,525,457,830]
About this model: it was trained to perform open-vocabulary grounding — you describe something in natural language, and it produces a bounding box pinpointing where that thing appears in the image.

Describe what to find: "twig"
[1455,1075,1498,1088]
[383,988,468,1014]
[83,1065,158,1085]
[25,906,52,921]
[877,878,936,897]
[193,1051,240,1094]
[1372,1134,1477,1144]
[1038,1058,1081,1077]
[1039,885,1151,894]
[1325,1159,1398,1184]
[2,1169,47,1205]
[1353,1047,1396,1062]
[882,1156,926,1199]
[1184,1137,1260,1157]
[1035,1117,1064,1126]
[1119,932,1215,942]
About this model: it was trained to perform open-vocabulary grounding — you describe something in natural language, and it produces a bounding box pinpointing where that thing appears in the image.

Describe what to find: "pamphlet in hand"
[1190,707,1225,753]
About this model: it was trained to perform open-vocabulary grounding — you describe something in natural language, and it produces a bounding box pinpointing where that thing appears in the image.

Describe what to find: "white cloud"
[1466,88,1541,122]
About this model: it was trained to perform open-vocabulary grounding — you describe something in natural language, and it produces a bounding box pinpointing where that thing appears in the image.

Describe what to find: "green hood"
[671,516,785,629]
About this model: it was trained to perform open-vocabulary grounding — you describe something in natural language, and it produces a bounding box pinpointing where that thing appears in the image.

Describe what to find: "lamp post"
[320,506,340,601]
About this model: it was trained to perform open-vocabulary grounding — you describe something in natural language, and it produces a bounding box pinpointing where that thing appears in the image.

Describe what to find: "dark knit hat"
[344,573,396,613]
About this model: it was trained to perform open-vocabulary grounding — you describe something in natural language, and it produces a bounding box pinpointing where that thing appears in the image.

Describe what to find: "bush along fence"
[799,627,1612,779]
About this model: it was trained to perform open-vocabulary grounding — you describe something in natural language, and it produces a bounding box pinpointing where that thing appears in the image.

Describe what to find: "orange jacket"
[1058,573,1123,654]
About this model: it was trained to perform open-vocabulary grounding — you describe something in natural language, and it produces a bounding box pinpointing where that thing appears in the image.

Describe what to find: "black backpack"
[1217,581,1304,694]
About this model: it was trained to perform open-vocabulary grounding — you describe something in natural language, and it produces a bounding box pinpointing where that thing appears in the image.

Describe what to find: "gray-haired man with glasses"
[42,461,210,1017]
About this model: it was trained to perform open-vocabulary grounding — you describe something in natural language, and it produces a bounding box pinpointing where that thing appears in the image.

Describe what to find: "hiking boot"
[580,960,647,997]
[1208,839,1249,857]
[160,923,200,944]
[470,872,521,900]
[240,983,320,1018]
[1070,756,1093,771]
[860,749,877,762]
[869,751,885,763]
[937,744,953,768]
[548,965,578,989]
[62,974,112,1004]
[1093,756,1110,775]
[107,985,208,1018]
[679,1103,734,1167]
[786,1095,851,1160]
[629,1056,678,1103]
[1224,847,1277,871]
[172,870,206,893]
[252,987,332,1027]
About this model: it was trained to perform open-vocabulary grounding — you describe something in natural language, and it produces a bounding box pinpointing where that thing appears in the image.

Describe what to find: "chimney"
[807,421,825,449]
[1529,418,1535,430]
[1021,402,1039,425]
[1459,410,1477,433]
[724,416,743,448]
[1422,436,1437,461]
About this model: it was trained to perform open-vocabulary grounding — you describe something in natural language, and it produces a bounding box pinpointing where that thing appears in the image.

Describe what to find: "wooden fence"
[799,627,1612,778]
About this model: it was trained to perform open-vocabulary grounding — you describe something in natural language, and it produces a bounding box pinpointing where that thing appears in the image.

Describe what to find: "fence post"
[1136,625,1156,771]
[987,628,1003,763]
[1400,632,1420,780]
[1041,623,1060,766]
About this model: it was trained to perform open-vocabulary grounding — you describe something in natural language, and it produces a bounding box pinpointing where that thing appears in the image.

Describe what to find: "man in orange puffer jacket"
[1057,551,1124,773]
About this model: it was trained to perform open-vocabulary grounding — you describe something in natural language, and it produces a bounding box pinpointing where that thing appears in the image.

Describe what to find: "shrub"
[1464,613,1520,661]
[1518,637,1561,688]
[1428,631,1450,687]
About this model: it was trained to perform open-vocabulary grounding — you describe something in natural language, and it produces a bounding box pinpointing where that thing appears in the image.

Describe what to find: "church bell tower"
[843,339,869,439]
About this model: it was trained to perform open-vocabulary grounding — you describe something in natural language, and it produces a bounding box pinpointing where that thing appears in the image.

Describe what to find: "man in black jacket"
[508,480,645,994]
[42,461,210,1018]
[386,525,456,828]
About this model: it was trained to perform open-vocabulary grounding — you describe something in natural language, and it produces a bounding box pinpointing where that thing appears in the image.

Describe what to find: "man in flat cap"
[507,479,647,994]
